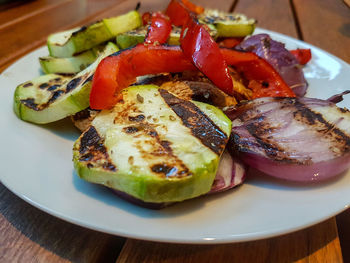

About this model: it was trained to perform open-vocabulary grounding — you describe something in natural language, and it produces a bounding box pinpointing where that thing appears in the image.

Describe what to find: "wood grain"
[0,0,127,73]
[0,183,125,263]
[116,218,342,263]
[234,0,298,38]
[0,0,348,262]
[293,0,350,63]
[336,209,350,263]
[0,0,68,27]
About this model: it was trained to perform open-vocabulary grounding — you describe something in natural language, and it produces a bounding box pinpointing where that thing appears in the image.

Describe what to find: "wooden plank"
[0,183,125,263]
[293,0,350,63]
[116,219,342,263]
[293,2,350,258]
[336,209,350,263]
[234,0,298,38]
[0,0,127,73]
[0,0,66,27]
[0,0,86,68]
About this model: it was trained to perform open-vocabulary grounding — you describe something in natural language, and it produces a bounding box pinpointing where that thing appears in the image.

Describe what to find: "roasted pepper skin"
[290,49,312,65]
[90,45,295,110]
[145,12,172,45]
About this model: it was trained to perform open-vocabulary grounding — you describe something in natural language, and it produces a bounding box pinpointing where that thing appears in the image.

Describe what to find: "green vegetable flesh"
[14,42,119,124]
[39,45,102,74]
[116,27,146,49]
[198,10,256,37]
[103,10,142,36]
[47,11,141,57]
[116,25,214,49]
[73,85,231,203]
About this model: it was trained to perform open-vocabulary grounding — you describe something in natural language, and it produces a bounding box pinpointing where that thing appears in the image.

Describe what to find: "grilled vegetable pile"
[13,0,350,208]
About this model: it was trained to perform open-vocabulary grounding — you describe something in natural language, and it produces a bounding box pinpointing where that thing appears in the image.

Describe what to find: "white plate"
[1,28,350,244]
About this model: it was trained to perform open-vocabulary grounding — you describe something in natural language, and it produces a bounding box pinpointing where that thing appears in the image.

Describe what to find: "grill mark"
[293,100,350,152]
[79,126,116,172]
[244,119,304,164]
[20,90,65,111]
[123,126,139,133]
[128,122,190,178]
[20,98,39,111]
[238,98,350,164]
[47,90,64,104]
[47,84,60,91]
[72,26,87,36]
[159,89,228,155]
[39,83,49,89]
[72,108,99,121]
[79,126,102,154]
[23,82,33,87]
[151,164,178,176]
[129,114,145,122]
[66,77,82,93]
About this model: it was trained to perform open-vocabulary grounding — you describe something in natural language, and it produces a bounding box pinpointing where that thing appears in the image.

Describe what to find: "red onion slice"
[228,97,350,182]
[209,150,246,194]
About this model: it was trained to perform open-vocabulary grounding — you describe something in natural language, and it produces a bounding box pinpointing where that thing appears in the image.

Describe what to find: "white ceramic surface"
[1,28,350,244]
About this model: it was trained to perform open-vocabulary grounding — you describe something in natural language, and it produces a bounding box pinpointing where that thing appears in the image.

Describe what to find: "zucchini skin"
[39,44,105,74]
[198,10,256,37]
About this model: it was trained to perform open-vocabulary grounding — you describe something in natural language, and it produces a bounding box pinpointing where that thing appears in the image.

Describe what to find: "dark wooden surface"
[0,0,349,262]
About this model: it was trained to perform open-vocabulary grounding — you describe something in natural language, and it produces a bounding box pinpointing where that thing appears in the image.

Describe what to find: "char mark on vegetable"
[128,114,145,122]
[66,77,82,93]
[151,164,178,176]
[21,98,39,111]
[48,90,64,104]
[72,26,87,36]
[22,82,33,87]
[79,126,116,171]
[159,89,228,155]
[231,97,350,165]
[293,100,350,152]
[111,97,191,178]
[131,123,190,178]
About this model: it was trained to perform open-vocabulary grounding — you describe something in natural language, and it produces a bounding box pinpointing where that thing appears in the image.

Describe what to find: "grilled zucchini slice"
[48,11,141,57]
[39,44,107,74]
[14,42,118,124]
[198,10,256,37]
[73,85,231,203]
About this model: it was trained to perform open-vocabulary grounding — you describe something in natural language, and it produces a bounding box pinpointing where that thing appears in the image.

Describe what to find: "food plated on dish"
[12,0,350,210]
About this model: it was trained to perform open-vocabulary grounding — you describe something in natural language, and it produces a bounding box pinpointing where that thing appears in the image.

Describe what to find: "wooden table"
[1,0,349,262]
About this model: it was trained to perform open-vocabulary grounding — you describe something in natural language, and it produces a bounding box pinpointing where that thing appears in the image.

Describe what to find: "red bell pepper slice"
[181,0,204,14]
[90,45,196,109]
[90,45,295,109]
[165,0,234,95]
[165,0,204,26]
[218,37,244,48]
[165,0,191,26]
[290,49,312,65]
[142,12,152,25]
[221,48,296,98]
[180,16,234,95]
[145,12,172,45]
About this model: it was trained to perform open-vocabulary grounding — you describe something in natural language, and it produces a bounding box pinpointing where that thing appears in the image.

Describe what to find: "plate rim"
[1,27,350,244]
